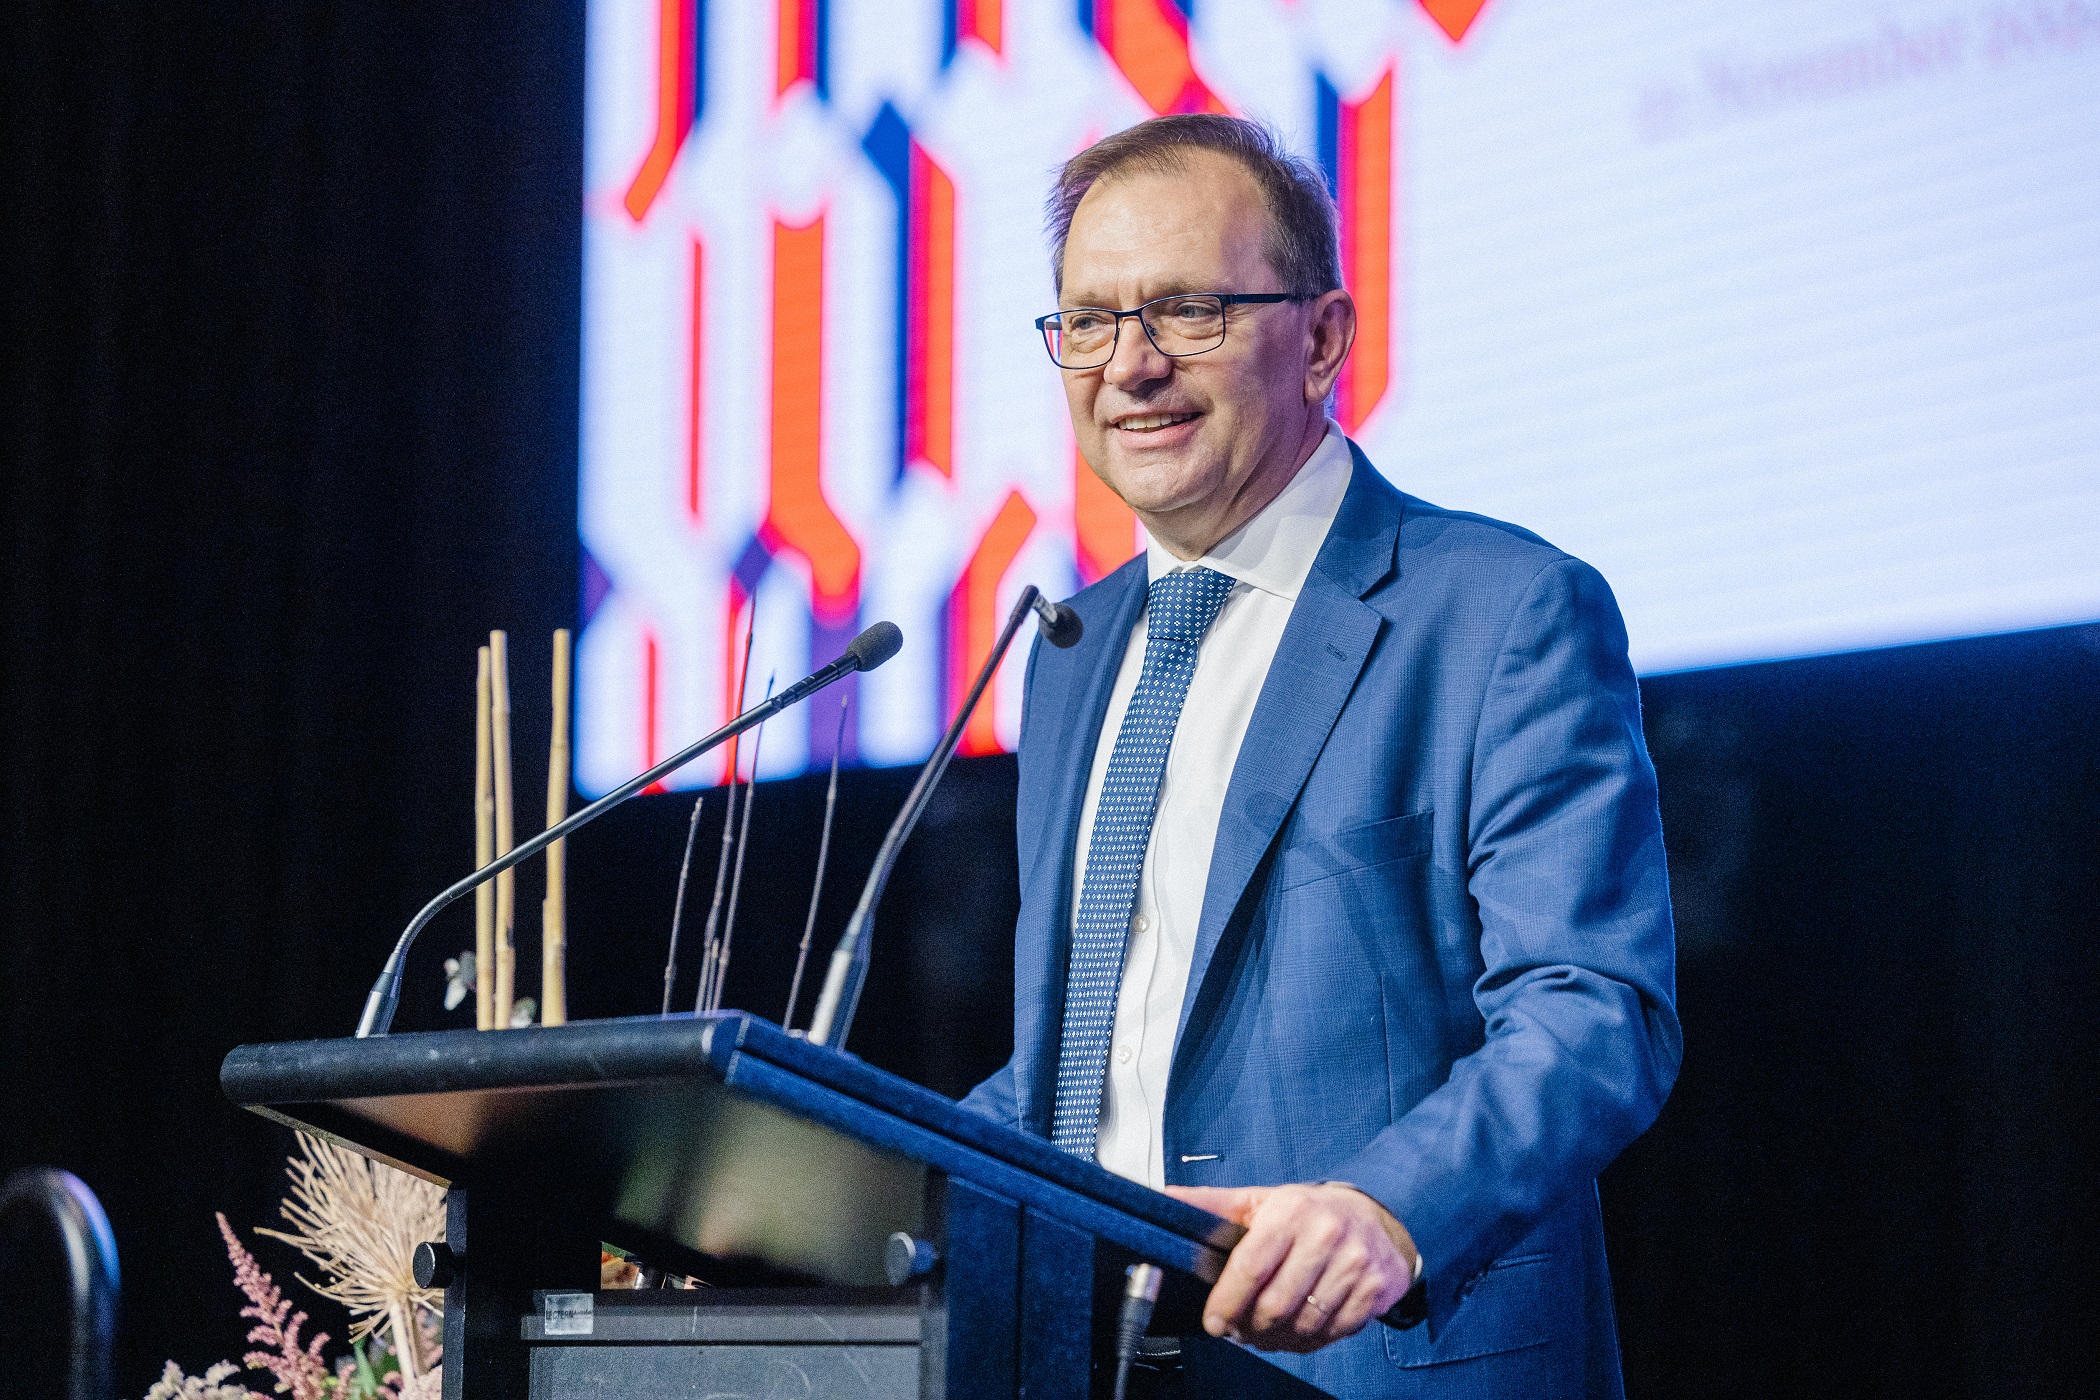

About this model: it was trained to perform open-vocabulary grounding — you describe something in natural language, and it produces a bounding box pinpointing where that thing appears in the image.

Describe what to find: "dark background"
[2,3,2095,1396]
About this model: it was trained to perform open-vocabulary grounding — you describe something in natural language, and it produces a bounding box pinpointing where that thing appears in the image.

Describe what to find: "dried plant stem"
[388,1299,420,1382]
[542,627,572,1025]
[490,630,516,1026]
[256,1133,445,1378]
[474,647,495,1031]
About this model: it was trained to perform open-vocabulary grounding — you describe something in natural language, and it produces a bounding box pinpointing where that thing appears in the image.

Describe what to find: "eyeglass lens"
[1046,295,1228,367]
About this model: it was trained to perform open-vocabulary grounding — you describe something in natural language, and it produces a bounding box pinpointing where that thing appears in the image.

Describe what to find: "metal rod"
[695,602,758,1017]
[660,794,705,1016]
[707,675,773,1013]
[785,699,847,1033]
[808,586,1041,1048]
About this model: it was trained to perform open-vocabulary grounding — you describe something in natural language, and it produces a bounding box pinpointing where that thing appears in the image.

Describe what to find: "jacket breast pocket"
[1272,809,1432,894]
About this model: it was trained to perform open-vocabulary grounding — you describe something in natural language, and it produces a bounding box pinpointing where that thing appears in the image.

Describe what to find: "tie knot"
[1145,567,1236,641]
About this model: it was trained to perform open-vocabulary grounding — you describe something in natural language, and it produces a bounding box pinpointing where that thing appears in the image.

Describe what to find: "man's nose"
[1103,316,1172,390]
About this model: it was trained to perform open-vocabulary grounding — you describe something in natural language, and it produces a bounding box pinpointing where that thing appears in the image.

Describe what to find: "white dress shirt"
[1076,423,1354,1189]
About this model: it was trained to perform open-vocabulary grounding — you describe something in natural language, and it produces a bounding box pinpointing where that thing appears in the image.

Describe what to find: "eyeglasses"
[1034,292,1299,370]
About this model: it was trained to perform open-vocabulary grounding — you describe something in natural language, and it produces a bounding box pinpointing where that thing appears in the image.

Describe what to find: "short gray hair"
[1045,114,1340,298]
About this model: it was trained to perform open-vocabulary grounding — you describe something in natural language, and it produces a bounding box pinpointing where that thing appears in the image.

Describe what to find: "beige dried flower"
[256,1134,445,1383]
[391,1370,444,1400]
[143,1359,257,1400]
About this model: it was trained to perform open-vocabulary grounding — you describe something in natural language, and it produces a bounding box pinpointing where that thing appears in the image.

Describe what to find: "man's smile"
[1110,409,1203,434]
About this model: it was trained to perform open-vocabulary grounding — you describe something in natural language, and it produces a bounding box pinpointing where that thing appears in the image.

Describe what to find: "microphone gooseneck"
[1112,1262,1163,1400]
[807,585,1071,1050]
[354,620,903,1038]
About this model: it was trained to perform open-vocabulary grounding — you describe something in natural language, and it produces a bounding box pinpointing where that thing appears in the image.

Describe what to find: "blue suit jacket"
[962,445,1680,1398]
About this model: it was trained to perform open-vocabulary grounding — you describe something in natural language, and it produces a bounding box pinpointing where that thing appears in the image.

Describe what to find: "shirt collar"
[1143,422,1354,602]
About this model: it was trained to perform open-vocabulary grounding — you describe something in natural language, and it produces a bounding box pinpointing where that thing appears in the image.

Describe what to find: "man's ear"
[1304,288,1357,406]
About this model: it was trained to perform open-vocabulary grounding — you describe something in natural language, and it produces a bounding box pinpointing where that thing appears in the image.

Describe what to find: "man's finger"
[1163,1184,1263,1224]
[1200,1193,1304,1334]
[1327,1261,1402,1340]
[1205,1223,1294,1333]
[1248,1210,1347,1335]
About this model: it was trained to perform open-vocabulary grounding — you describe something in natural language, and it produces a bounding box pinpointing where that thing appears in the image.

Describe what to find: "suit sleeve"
[1328,555,1682,1333]
[959,1062,1022,1125]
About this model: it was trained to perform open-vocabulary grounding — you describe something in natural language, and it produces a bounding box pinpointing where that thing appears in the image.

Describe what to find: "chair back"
[0,1168,120,1400]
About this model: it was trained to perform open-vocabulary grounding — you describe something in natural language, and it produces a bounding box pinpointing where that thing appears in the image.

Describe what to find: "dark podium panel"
[221,1012,1334,1400]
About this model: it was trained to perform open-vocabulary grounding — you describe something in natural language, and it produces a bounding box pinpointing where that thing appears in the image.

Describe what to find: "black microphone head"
[845,621,904,671]
[1032,597,1084,649]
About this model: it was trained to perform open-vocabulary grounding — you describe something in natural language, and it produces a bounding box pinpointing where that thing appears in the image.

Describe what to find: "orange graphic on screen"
[1074,447,1139,584]
[1092,0,1228,115]
[778,0,820,96]
[766,217,861,623]
[1335,69,1394,433]
[956,0,1001,55]
[625,0,699,221]
[952,490,1041,757]
[1418,0,1491,43]
[908,147,957,477]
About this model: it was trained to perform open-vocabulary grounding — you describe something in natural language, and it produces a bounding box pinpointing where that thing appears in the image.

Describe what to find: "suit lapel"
[1174,445,1404,1053]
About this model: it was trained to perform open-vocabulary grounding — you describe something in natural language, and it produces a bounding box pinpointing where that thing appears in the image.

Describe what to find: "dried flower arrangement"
[149,1136,446,1400]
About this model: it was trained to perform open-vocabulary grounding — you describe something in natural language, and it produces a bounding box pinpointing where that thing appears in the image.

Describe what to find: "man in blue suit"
[961,114,1680,1398]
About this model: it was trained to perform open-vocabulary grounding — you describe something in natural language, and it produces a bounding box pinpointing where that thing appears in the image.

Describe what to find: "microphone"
[354,620,903,1038]
[1030,594,1083,649]
[807,586,1080,1050]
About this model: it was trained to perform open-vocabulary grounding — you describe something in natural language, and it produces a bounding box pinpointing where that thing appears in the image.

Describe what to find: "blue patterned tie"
[1050,566,1239,1159]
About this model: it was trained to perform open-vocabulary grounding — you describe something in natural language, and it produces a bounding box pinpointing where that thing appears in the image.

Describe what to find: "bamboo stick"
[474,646,495,1031]
[541,628,572,1026]
[490,629,516,1027]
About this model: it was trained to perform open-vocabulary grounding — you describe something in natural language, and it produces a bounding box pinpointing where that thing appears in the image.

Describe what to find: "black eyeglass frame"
[1033,292,1300,369]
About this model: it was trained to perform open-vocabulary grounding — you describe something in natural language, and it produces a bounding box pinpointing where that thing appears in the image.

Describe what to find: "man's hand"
[1163,1183,1418,1353]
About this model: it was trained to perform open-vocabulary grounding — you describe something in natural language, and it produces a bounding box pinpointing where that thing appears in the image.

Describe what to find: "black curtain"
[3,4,2095,1396]
[1612,629,2100,1395]
[0,0,588,1385]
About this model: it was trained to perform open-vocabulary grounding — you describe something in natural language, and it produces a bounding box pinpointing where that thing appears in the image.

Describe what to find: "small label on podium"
[541,1292,595,1337]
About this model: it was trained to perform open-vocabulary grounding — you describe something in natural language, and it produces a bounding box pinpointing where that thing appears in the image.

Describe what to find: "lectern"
[221,1012,1333,1399]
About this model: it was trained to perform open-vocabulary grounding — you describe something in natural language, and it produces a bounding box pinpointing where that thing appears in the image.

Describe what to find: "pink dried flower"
[215,1213,331,1400]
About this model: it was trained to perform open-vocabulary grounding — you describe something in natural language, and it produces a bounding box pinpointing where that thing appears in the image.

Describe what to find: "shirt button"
[1115,1046,1133,1065]
[1131,913,1150,934]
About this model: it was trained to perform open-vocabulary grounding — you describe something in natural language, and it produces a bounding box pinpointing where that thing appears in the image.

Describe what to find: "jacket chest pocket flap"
[1273,809,1432,894]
